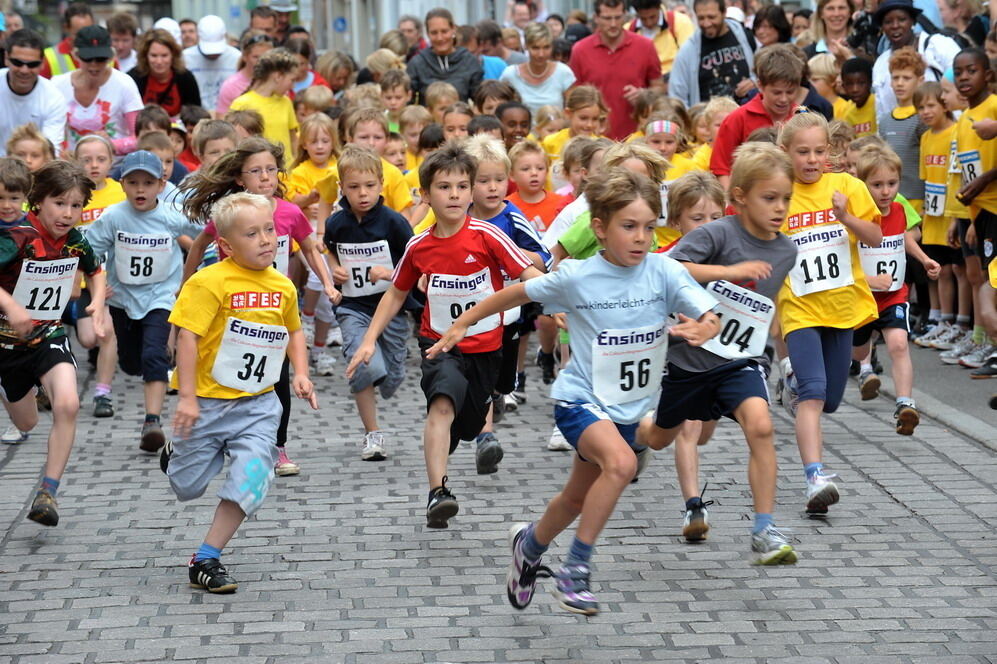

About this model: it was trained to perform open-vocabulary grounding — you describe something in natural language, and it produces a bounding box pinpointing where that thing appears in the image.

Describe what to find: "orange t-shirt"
[507,191,571,234]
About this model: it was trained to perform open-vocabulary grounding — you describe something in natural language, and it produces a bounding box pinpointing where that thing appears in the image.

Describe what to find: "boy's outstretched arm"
[669,311,721,347]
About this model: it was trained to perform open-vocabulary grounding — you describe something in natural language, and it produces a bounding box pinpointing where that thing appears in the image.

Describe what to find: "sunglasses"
[8,57,42,68]
[80,56,110,64]
[245,34,275,47]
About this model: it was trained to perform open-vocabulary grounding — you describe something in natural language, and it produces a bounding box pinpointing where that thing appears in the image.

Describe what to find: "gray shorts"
[167,391,280,516]
[337,306,410,397]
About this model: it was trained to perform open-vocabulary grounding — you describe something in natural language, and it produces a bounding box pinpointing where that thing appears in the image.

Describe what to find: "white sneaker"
[503,393,519,412]
[805,472,840,515]
[327,326,344,347]
[960,343,996,369]
[914,321,948,348]
[939,332,976,365]
[931,324,965,350]
[361,431,386,461]
[314,350,337,376]
[1,425,28,444]
[547,426,572,451]
[781,373,799,418]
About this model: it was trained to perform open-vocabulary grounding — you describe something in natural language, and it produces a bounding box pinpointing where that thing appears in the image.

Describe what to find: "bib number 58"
[129,256,154,278]
[619,358,651,392]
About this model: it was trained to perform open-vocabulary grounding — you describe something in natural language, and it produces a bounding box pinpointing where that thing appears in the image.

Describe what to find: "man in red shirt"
[39,2,93,79]
[569,0,664,140]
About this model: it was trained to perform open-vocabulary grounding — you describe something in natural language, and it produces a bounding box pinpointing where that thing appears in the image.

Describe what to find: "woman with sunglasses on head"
[216,30,274,116]
[51,25,143,158]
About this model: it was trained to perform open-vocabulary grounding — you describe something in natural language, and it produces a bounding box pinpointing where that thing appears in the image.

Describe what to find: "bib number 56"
[619,358,651,392]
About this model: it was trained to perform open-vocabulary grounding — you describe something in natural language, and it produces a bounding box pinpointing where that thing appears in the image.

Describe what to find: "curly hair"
[136,29,185,76]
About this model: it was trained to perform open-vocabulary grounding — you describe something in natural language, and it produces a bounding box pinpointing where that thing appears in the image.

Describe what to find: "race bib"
[958,150,983,183]
[788,223,854,297]
[701,281,774,360]
[859,233,906,292]
[113,232,173,285]
[338,240,393,297]
[11,257,79,320]
[211,317,289,393]
[273,235,290,276]
[427,268,498,337]
[592,321,669,406]
[948,140,961,174]
[923,182,946,217]
[501,272,521,325]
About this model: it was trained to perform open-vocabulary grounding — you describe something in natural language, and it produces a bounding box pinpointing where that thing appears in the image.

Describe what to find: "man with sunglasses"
[39,1,93,79]
[0,29,67,157]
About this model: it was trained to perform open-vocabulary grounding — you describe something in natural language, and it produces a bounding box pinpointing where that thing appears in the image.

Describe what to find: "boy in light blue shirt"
[86,150,202,452]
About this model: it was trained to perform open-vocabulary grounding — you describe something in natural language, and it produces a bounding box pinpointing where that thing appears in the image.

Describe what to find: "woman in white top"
[500,23,575,115]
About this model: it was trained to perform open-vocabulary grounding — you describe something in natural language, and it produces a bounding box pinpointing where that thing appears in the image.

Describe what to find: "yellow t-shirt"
[919,124,956,246]
[832,96,850,120]
[990,256,997,287]
[624,131,644,143]
[541,127,573,161]
[665,152,695,181]
[287,159,337,201]
[168,258,301,399]
[413,210,436,234]
[317,157,412,213]
[654,225,682,250]
[79,179,126,229]
[955,93,997,217]
[777,172,881,336]
[230,90,299,159]
[843,94,877,138]
[405,150,421,173]
[690,143,712,172]
[944,134,971,220]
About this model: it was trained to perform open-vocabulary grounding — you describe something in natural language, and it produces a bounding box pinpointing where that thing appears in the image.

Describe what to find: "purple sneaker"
[553,563,599,615]
[506,523,552,610]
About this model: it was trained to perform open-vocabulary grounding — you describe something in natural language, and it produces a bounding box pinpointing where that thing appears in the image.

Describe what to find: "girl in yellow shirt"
[776,111,882,517]
[230,49,300,159]
[287,114,340,221]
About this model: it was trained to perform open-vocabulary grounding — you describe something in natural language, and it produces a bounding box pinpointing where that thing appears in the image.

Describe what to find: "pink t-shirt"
[205,198,312,274]
[215,70,252,116]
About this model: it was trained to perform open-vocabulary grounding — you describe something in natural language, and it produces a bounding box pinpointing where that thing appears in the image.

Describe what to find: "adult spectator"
[752,4,792,46]
[285,38,331,96]
[546,14,566,39]
[153,18,183,47]
[939,0,989,47]
[108,13,139,74]
[0,29,67,156]
[127,29,201,118]
[408,8,484,102]
[872,0,961,116]
[571,0,664,139]
[625,0,696,75]
[670,0,756,108]
[40,2,93,78]
[183,15,241,112]
[250,6,279,39]
[179,19,199,49]
[399,15,428,60]
[508,1,532,46]
[216,31,274,115]
[51,26,143,155]
[805,0,856,61]
[269,2,296,44]
[500,23,576,113]
[791,8,813,39]
[457,25,508,80]
[316,51,356,98]
[5,11,23,33]
[477,20,529,64]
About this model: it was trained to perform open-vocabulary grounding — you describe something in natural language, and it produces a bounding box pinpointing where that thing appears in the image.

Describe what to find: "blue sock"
[194,543,222,563]
[521,524,548,561]
[41,476,59,497]
[685,496,703,510]
[753,513,774,534]
[804,463,823,481]
[565,537,593,566]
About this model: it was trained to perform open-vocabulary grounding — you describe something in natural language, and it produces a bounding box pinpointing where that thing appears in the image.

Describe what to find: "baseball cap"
[269,2,298,12]
[120,151,164,180]
[197,15,227,55]
[74,26,114,60]
[153,18,182,46]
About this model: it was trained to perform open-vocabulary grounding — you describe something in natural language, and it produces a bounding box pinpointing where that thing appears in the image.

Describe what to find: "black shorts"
[0,335,76,403]
[518,301,542,336]
[852,302,911,346]
[973,208,997,269]
[418,336,502,453]
[654,359,769,429]
[958,219,975,259]
[61,288,92,327]
[495,324,520,395]
[109,307,171,382]
[922,243,963,267]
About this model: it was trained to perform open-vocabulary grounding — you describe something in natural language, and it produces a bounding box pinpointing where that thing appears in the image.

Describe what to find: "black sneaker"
[970,352,997,379]
[36,387,52,411]
[491,394,505,424]
[536,350,556,385]
[427,477,459,528]
[188,556,238,593]
[27,489,58,527]
[93,395,114,418]
[140,420,166,453]
[475,432,504,474]
[160,440,173,474]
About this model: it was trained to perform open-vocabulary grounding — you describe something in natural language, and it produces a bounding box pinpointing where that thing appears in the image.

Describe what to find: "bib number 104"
[619,358,651,392]
[25,286,63,312]
[237,353,268,383]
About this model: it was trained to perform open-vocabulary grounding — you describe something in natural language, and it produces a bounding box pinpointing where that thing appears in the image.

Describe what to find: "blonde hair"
[777,109,829,150]
[293,113,340,169]
[854,144,902,181]
[586,167,662,228]
[74,134,114,159]
[602,140,669,184]
[666,171,726,228]
[298,85,335,112]
[315,50,356,88]
[399,105,432,133]
[225,109,265,136]
[365,48,405,76]
[508,139,547,168]
[337,144,383,182]
[534,104,565,132]
[730,142,793,199]
[827,119,854,172]
[808,53,839,82]
[703,96,739,128]
[342,82,384,109]
[560,136,593,173]
[523,22,552,48]
[5,123,55,161]
[193,120,238,156]
[344,106,389,139]
[212,192,275,237]
[564,85,608,115]
[464,134,510,172]
[847,135,887,153]
[424,81,459,109]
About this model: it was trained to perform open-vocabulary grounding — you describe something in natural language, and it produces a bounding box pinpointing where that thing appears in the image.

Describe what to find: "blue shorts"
[654,359,769,429]
[554,401,640,459]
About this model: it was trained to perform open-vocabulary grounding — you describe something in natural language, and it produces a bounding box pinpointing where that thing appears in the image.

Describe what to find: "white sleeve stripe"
[391,231,430,281]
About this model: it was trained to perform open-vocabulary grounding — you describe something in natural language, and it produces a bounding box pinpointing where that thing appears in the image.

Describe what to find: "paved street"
[2,337,997,664]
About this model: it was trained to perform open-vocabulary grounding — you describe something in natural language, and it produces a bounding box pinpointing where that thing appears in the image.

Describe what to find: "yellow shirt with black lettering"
[317,157,412,213]
[919,124,956,246]
[287,158,337,202]
[169,258,301,399]
[842,94,877,138]
[777,172,881,335]
[955,93,997,217]
[79,179,126,231]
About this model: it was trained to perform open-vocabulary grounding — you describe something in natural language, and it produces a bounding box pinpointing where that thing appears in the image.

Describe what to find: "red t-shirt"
[143,75,183,117]
[392,217,532,353]
[507,191,570,234]
[710,94,793,176]
[569,31,662,140]
[869,201,909,311]
[178,146,200,172]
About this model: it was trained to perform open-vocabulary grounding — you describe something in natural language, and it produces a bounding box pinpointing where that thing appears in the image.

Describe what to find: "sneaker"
[140,420,165,453]
[475,432,504,474]
[914,321,948,347]
[553,563,599,615]
[751,525,799,565]
[503,393,519,412]
[631,447,651,482]
[93,395,114,418]
[895,403,919,435]
[1,425,28,444]
[275,448,300,476]
[939,332,976,365]
[506,523,553,610]
[327,325,343,346]
[360,431,386,461]
[931,324,965,350]
[805,472,840,515]
[492,394,505,423]
[682,488,715,542]
[28,489,59,526]
[547,426,572,451]
[781,373,799,418]
[512,372,527,404]
[858,371,881,401]
[960,344,996,369]
[774,377,784,405]
[36,387,51,411]
[536,350,556,385]
[160,440,173,474]
[848,359,860,377]
[426,477,458,528]
[188,557,238,593]
[970,351,997,379]
[314,350,337,376]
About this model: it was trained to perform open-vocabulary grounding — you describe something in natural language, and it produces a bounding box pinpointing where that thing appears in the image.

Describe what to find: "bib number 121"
[26,286,62,312]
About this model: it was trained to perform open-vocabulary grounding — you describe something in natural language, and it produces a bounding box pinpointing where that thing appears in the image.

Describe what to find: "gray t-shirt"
[666,216,797,372]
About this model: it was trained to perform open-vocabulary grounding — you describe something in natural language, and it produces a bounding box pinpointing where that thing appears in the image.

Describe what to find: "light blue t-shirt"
[499,62,577,115]
[85,199,202,319]
[525,251,716,423]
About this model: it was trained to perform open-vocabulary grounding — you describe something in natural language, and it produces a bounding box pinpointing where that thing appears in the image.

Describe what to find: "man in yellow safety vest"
[40,2,93,78]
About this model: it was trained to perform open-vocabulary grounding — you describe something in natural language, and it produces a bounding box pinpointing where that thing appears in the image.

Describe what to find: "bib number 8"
[236,352,268,383]
[619,358,651,392]
[130,256,154,278]
[26,286,63,312]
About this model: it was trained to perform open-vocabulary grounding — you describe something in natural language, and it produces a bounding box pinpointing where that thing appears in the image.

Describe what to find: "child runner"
[878,47,926,213]
[507,140,571,234]
[841,57,878,138]
[426,168,718,615]
[400,105,432,172]
[441,103,474,142]
[0,157,30,229]
[85,150,202,451]
[777,110,883,516]
[0,161,106,526]
[540,85,604,162]
[383,133,409,173]
[496,102,532,152]
[380,69,413,133]
[166,192,316,593]
[346,144,541,528]
[229,48,300,158]
[325,145,413,461]
[6,124,55,173]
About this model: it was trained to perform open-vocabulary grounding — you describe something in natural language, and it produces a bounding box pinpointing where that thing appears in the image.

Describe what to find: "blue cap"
[119,150,163,179]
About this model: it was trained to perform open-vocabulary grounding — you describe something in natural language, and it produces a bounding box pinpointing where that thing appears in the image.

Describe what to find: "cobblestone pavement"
[2,338,996,664]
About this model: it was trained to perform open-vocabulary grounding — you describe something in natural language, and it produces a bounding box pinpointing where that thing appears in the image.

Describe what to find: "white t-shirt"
[542,194,588,250]
[182,45,241,111]
[51,68,143,153]
[499,62,576,115]
[873,32,960,118]
[0,70,68,156]
[117,51,138,75]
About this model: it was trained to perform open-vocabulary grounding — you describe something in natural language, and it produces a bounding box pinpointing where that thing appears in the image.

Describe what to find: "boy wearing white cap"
[182,16,240,110]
